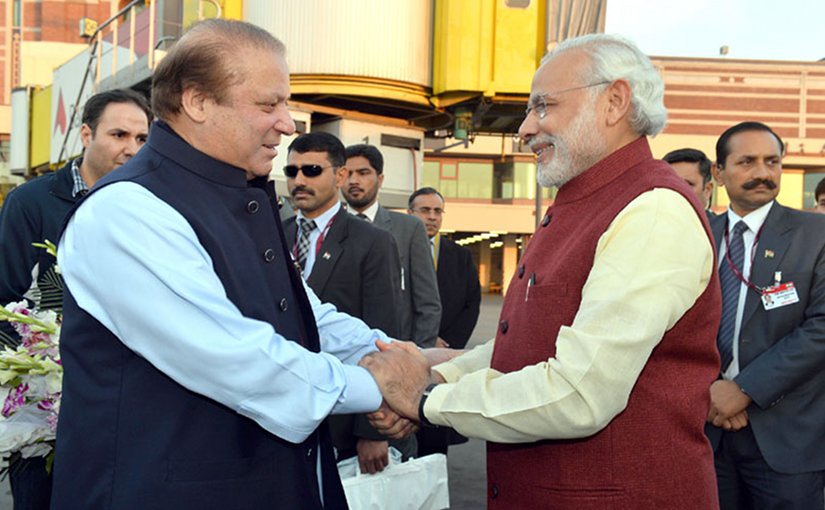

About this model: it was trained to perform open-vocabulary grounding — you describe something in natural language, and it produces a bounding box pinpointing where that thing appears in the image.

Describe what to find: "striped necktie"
[297,218,316,270]
[717,220,748,372]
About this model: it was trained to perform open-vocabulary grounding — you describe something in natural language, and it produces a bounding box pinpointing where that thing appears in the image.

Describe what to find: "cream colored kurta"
[426,188,714,443]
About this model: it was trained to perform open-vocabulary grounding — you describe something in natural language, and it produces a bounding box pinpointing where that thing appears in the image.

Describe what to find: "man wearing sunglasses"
[367,34,721,509]
[282,132,416,474]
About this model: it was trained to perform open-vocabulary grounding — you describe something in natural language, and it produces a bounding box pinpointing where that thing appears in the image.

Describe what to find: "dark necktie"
[356,213,370,222]
[717,220,749,372]
[297,218,316,270]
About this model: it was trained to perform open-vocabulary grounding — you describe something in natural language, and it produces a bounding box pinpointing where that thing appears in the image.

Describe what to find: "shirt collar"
[297,201,341,231]
[725,200,774,234]
[346,200,379,222]
[70,158,89,197]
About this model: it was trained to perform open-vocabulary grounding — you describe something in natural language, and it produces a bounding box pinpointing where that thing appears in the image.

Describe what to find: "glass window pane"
[457,162,492,199]
[422,161,440,190]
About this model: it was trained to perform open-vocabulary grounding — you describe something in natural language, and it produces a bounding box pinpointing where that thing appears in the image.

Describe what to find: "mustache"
[527,134,557,151]
[290,186,315,197]
[742,179,777,190]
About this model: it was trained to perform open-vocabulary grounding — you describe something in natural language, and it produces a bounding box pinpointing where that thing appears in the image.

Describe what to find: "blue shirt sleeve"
[58,182,383,444]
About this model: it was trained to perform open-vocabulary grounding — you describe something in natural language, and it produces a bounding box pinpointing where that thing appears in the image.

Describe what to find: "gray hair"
[544,34,667,137]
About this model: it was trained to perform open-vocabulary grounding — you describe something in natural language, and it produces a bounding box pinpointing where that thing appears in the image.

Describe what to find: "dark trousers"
[715,426,824,510]
[9,456,52,510]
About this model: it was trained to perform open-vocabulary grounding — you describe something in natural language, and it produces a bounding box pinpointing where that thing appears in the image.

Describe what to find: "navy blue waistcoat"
[51,122,347,510]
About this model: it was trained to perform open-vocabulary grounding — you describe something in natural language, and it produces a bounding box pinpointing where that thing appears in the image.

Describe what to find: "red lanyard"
[723,220,766,295]
[293,215,336,260]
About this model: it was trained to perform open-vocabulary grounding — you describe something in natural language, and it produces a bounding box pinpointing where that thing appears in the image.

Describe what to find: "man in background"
[408,186,480,456]
[407,187,480,350]
[0,88,150,510]
[343,144,441,347]
[283,132,415,474]
[814,176,825,213]
[707,121,825,509]
[664,147,714,213]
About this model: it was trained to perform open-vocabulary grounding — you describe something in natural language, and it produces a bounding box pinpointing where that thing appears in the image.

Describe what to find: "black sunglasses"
[283,164,334,178]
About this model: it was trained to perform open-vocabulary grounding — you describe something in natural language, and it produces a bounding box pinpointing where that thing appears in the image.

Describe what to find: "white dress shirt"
[295,201,341,277]
[719,200,774,379]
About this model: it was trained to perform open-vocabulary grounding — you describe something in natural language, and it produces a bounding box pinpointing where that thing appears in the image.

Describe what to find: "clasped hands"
[707,379,752,432]
[358,340,462,439]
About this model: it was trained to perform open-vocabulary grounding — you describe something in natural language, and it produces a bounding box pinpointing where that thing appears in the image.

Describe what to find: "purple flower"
[2,383,29,418]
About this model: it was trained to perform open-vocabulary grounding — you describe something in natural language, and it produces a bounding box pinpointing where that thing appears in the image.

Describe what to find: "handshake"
[358,340,462,439]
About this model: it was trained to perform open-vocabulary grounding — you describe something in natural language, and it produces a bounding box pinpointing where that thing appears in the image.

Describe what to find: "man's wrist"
[418,383,439,428]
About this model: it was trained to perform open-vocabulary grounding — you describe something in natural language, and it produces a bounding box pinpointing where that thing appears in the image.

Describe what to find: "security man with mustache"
[707,121,825,510]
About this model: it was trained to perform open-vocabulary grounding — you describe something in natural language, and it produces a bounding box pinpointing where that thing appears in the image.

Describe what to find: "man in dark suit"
[407,187,481,349]
[663,147,715,215]
[342,144,441,348]
[283,132,415,474]
[407,186,481,456]
[707,121,825,509]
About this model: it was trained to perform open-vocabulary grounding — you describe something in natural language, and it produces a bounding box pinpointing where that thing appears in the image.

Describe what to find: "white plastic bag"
[337,449,450,510]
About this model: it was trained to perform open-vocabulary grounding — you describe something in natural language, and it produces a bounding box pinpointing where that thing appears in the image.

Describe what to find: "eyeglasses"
[411,207,445,216]
[525,81,611,120]
[283,164,334,178]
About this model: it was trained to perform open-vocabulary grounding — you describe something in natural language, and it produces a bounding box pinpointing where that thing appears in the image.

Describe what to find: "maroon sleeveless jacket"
[487,138,721,509]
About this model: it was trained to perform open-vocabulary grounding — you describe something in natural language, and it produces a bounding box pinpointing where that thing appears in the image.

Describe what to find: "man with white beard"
[364,34,722,509]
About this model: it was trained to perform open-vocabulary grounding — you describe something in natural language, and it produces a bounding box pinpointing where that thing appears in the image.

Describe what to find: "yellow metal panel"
[433,0,489,94]
[221,0,243,20]
[490,0,540,93]
[290,76,431,107]
[30,86,51,168]
[433,0,542,96]
[777,170,804,209]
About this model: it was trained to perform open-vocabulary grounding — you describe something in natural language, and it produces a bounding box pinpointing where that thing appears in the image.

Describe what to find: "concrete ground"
[0,295,504,509]
[442,294,501,510]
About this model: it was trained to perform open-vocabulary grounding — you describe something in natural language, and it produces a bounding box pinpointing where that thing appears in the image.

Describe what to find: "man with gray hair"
[364,33,722,508]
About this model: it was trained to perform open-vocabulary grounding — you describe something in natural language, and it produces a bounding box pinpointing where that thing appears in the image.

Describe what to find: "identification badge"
[761,282,799,310]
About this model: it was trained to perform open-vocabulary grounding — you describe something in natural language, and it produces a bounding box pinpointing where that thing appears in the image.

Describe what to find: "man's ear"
[180,88,209,124]
[604,79,632,127]
[80,123,93,149]
[711,162,725,187]
[334,166,348,188]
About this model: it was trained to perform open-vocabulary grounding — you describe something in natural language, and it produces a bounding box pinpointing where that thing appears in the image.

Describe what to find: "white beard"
[534,98,608,189]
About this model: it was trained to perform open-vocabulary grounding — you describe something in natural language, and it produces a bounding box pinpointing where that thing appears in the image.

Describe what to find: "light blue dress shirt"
[58,182,385,444]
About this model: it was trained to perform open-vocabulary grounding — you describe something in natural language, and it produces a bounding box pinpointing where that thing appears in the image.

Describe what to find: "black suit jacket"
[285,207,400,336]
[708,203,825,473]
[436,236,481,348]
[284,207,414,459]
